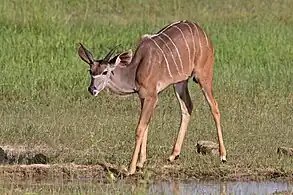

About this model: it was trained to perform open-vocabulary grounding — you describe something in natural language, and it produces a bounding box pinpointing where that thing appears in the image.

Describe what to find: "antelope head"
[78,43,132,96]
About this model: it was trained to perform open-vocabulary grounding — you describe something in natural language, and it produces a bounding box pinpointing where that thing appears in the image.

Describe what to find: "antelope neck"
[107,63,138,95]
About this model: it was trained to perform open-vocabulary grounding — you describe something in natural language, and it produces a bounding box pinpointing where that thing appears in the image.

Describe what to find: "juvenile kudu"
[77,20,227,175]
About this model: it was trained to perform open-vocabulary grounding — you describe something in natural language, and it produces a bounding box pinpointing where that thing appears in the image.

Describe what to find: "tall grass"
[0,0,293,183]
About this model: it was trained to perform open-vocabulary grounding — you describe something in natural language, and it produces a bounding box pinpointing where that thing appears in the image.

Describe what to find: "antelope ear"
[78,43,94,64]
[110,50,133,67]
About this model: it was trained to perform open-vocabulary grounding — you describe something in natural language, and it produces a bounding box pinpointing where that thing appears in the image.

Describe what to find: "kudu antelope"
[77,20,226,175]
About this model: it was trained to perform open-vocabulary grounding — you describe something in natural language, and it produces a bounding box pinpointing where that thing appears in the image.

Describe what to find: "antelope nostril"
[92,90,99,96]
[88,86,97,95]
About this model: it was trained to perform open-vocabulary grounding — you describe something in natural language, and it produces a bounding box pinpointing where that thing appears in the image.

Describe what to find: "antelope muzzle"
[88,86,99,96]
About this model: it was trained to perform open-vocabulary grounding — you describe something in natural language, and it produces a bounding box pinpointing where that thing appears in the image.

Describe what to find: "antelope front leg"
[138,98,149,169]
[137,125,149,168]
[127,96,158,175]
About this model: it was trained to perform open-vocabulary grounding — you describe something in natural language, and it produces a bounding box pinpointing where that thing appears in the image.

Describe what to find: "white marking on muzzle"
[92,75,100,79]
[90,67,113,96]
[92,89,99,96]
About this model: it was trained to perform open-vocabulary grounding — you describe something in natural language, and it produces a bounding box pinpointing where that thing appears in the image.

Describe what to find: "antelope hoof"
[136,161,145,169]
[168,155,179,162]
[126,170,136,176]
[221,155,227,162]
[125,165,137,176]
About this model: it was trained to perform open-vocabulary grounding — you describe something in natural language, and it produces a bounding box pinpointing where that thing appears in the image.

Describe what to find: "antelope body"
[78,20,226,175]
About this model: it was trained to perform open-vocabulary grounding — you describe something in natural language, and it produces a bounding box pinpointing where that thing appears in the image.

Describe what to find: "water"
[149,180,293,195]
[1,178,292,194]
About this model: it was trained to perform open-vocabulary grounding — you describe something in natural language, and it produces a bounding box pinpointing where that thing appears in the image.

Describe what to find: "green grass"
[1,0,293,193]
[0,179,148,195]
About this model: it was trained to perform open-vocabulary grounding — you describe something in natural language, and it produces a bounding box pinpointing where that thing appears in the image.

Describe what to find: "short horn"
[103,45,120,62]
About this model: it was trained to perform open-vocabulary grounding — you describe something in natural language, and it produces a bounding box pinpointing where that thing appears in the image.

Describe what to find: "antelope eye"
[102,71,108,75]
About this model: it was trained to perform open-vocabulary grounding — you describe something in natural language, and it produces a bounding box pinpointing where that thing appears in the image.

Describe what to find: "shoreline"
[1,163,292,184]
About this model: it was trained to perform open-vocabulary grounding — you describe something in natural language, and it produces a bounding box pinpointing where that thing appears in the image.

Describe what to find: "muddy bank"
[0,145,292,184]
[1,163,292,184]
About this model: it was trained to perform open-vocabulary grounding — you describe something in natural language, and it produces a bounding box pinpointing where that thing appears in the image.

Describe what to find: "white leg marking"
[157,36,181,75]
[161,32,183,74]
[174,25,191,72]
[149,38,173,78]
[203,89,212,107]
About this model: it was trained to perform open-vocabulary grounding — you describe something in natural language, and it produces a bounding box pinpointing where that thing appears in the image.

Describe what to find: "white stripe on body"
[144,20,186,78]
[157,36,181,75]
[192,22,202,59]
[145,20,208,78]
[160,33,183,74]
[149,38,173,78]
[183,23,195,57]
[155,21,183,34]
[201,27,209,48]
[173,25,191,73]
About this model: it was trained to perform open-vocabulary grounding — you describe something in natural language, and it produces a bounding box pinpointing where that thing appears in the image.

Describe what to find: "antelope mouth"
[92,90,99,96]
[88,87,100,97]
